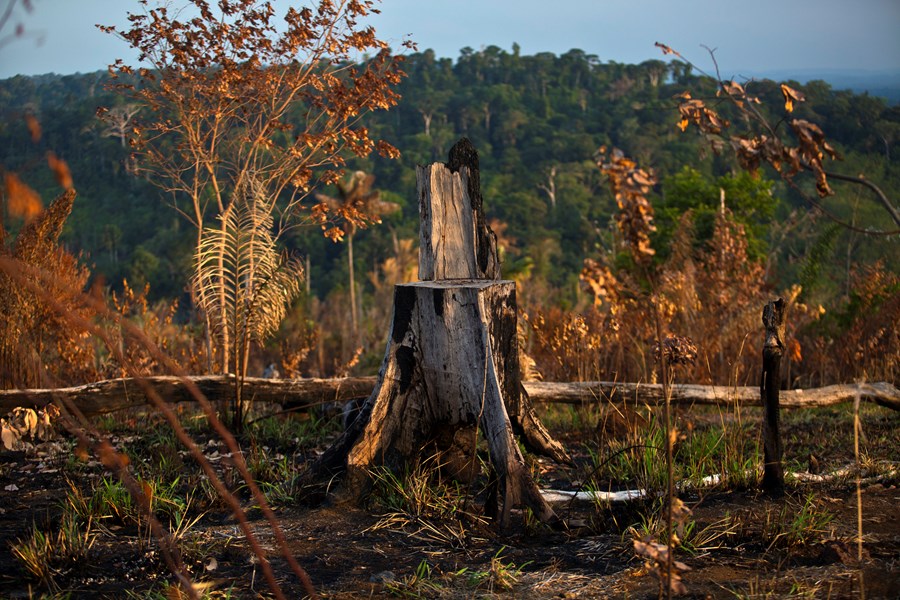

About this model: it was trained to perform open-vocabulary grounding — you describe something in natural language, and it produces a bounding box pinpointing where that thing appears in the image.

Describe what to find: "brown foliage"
[530,196,896,388]
[0,190,96,388]
[595,146,657,261]
[101,0,411,235]
[657,43,899,231]
[103,280,209,378]
[101,1,410,381]
[528,205,780,385]
[797,263,900,386]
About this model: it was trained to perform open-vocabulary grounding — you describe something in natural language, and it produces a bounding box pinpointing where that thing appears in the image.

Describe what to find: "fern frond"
[192,177,303,370]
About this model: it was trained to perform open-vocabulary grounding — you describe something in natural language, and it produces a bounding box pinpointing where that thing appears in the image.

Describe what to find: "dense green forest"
[2,47,899,381]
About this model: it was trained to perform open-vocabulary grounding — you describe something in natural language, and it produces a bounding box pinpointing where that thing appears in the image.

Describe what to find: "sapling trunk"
[761,298,785,493]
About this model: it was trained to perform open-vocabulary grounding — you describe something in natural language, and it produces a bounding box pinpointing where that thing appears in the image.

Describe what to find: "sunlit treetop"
[99,0,414,240]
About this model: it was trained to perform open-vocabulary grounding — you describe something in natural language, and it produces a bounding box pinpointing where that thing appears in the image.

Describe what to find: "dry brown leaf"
[25,114,41,142]
[4,173,43,220]
[722,80,745,96]
[47,152,74,190]
[781,83,805,113]
[1,424,18,450]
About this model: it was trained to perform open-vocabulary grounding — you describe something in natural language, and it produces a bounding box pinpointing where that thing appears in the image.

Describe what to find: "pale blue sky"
[2,0,899,79]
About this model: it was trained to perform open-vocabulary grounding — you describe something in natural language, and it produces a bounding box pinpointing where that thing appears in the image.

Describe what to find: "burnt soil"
[0,402,898,599]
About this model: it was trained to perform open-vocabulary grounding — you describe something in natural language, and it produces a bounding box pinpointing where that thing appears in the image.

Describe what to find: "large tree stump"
[302,139,569,527]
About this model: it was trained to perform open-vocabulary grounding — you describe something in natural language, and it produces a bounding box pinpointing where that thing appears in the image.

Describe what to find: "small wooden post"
[760,297,785,493]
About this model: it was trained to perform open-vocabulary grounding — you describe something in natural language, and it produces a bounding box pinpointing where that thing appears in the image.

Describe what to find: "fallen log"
[0,375,378,418]
[523,380,900,412]
[2,377,898,418]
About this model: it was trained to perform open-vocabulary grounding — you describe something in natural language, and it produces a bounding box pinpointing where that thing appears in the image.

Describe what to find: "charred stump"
[760,297,785,493]
[301,139,569,527]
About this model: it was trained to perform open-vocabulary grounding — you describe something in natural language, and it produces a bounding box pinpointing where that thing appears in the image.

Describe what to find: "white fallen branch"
[540,461,898,503]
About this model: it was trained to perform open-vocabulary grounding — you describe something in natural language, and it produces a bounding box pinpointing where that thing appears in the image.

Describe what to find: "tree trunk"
[761,297,785,493]
[348,232,358,343]
[301,138,568,528]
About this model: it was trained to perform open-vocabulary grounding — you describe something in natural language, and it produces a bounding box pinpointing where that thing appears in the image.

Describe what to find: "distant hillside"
[1,49,898,306]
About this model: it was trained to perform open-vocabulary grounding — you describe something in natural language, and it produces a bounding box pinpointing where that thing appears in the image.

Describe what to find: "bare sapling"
[761,297,785,494]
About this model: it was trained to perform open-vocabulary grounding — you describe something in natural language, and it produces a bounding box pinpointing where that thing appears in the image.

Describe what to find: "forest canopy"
[2,45,898,384]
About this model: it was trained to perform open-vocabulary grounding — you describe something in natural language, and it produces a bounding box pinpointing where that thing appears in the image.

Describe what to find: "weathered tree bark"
[302,138,568,528]
[416,139,500,281]
[4,378,900,419]
[761,298,785,493]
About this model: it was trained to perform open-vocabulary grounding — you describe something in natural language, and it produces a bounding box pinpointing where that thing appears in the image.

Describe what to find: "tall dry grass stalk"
[854,390,865,599]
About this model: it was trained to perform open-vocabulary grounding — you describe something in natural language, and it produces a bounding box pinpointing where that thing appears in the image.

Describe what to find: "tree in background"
[193,175,303,430]
[655,42,900,232]
[315,170,398,341]
[101,0,410,375]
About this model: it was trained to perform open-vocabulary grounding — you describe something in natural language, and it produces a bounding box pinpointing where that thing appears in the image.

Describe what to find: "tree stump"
[760,297,785,493]
[302,138,569,527]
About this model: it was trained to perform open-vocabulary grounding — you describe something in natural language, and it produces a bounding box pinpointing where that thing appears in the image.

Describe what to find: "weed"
[383,550,530,598]
[764,493,834,550]
[384,559,444,598]
[68,474,203,546]
[367,456,488,548]
[631,502,739,557]
[718,408,761,490]
[676,426,723,487]
[125,582,237,599]
[11,513,95,585]
[727,574,822,599]
[257,477,299,508]
[484,548,530,592]
[93,476,136,525]
[585,410,668,496]
[246,446,295,484]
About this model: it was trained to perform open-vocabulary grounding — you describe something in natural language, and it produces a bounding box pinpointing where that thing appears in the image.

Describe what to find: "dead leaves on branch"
[780,83,805,113]
[595,146,657,261]
[675,92,728,134]
[664,45,846,202]
[633,536,691,595]
[580,258,620,309]
[654,335,698,366]
[101,0,411,228]
[632,497,693,596]
[791,119,838,196]
[313,170,399,242]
